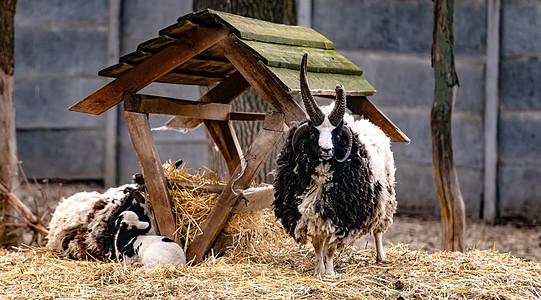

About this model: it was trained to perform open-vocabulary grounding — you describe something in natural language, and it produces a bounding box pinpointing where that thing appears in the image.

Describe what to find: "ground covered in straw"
[7,164,540,298]
[1,243,540,299]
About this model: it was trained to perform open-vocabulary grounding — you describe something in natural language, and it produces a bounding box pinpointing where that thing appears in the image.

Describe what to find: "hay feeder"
[70,9,409,264]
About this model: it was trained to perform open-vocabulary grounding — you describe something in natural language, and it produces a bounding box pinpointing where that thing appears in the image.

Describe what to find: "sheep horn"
[335,126,353,163]
[291,123,310,154]
[300,53,324,126]
[328,84,347,126]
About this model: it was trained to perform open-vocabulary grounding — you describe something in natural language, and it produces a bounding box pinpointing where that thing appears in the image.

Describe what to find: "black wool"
[273,121,381,240]
[97,191,152,259]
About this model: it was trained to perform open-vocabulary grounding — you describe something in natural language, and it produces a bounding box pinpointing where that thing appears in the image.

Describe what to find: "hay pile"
[1,244,540,299]
[163,162,287,260]
[1,165,539,298]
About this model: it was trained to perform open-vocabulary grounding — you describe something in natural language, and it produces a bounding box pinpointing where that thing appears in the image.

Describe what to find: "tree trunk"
[431,0,465,252]
[0,0,19,246]
[194,0,297,183]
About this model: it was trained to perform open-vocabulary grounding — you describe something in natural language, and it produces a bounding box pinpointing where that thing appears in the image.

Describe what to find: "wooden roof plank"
[206,10,335,49]
[220,35,306,126]
[69,26,227,115]
[239,40,362,75]
[347,96,410,143]
[137,35,177,53]
[158,20,197,37]
[265,66,376,96]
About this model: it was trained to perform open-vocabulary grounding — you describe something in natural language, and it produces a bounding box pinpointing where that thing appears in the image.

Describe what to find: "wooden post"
[431,0,466,251]
[123,93,178,243]
[187,111,285,263]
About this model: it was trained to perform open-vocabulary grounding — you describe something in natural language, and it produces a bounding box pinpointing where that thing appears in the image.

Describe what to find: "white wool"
[46,191,103,252]
[123,235,187,270]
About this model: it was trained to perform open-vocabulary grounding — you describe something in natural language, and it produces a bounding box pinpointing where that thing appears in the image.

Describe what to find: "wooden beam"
[220,35,306,127]
[345,96,410,143]
[166,180,274,213]
[69,26,227,115]
[165,71,250,129]
[233,186,274,213]
[204,120,242,176]
[123,95,178,243]
[229,112,266,122]
[187,111,285,264]
[124,93,231,120]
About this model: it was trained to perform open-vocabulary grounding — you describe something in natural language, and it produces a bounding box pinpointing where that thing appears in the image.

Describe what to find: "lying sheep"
[114,211,186,269]
[46,178,186,269]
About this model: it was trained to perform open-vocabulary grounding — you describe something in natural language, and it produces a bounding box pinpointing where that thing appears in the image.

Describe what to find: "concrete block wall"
[15,0,111,179]
[312,0,488,218]
[15,0,206,184]
[13,0,541,221]
[498,0,541,220]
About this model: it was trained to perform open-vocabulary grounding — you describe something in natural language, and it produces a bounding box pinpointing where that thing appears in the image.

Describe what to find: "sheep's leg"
[312,236,325,276]
[374,232,386,263]
[324,243,337,275]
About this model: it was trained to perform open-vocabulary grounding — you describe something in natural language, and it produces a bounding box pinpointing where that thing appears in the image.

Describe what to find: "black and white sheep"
[114,211,186,269]
[273,54,397,276]
[46,179,186,269]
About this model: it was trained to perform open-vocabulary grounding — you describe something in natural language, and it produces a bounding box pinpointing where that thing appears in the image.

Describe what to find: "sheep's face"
[116,211,150,232]
[292,53,352,162]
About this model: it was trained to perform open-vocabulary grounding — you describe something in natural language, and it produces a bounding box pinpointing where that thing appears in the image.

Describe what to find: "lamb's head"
[292,53,353,162]
[114,210,150,240]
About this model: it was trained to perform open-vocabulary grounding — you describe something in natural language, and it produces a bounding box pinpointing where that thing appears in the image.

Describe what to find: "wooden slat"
[158,20,197,37]
[346,96,410,143]
[233,186,274,213]
[137,35,177,53]
[229,112,266,122]
[123,97,178,242]
[69,25,227,115]
[124,93,231,120]
[206,9,335,49]
[266,66,376,96]
[239,40,362,75]
[165,71,250,128]
[186,111,285,264]
[220,35,306,127]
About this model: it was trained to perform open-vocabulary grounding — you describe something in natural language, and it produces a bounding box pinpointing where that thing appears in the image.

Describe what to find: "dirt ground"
[13,181,541,262]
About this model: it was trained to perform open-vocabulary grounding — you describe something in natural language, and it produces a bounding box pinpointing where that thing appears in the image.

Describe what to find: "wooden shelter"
[70,9,409,264]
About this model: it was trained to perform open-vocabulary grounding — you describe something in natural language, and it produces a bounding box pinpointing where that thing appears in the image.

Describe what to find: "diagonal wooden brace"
[186,111,285,264]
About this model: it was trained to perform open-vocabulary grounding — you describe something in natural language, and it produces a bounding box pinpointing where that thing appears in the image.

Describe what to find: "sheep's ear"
[292,123,310,153]
[134,220,150,230]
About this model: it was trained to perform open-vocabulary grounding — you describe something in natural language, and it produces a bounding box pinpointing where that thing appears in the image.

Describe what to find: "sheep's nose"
[320,147,333,159]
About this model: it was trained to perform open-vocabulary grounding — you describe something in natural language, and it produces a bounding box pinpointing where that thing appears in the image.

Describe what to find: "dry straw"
[1,164,539,299]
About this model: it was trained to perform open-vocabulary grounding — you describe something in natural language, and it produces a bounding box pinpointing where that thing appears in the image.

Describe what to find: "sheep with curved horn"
[273,53,397,276]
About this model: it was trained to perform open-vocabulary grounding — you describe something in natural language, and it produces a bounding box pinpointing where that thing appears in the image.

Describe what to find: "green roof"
[98,9,376,96]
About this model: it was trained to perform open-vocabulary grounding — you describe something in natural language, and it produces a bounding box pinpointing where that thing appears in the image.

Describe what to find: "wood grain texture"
[186,112,285,263]
[346,96,410,143]
[431,0,465,252]
[70,26,226,115]
[204,120,242,176]
[124,93,231,120]
[220,35,306,127]
[123,98,178,243]
[165,71,250,128]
